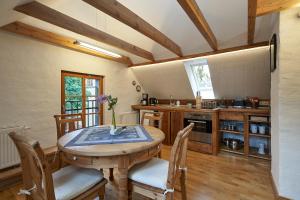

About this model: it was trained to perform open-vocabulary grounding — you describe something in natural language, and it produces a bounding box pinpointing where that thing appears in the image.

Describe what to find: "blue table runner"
[65,125,153,147]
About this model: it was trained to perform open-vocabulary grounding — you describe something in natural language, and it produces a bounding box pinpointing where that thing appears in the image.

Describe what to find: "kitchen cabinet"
[161,111,171,145]
[170,111,184,144]
[160,111,184,145]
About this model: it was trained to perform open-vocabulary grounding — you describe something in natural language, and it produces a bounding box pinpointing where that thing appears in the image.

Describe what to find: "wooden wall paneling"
[14,1,154,61]
[177,0,217,50]
[248,0,258,44]
[83,0,183,57]
[1,22,132,65]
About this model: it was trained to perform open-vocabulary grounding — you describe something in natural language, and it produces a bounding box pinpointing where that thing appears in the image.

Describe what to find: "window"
[61,71,104,127]
[184,59,215,99]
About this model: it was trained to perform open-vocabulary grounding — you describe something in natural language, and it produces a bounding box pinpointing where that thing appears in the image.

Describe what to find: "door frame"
[61,70,104,125]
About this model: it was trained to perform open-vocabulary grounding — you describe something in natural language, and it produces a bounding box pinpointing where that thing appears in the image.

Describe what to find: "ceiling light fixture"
[74,40,122,58]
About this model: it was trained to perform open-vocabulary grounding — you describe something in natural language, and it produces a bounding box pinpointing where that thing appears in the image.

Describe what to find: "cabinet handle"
[187,120,206,124]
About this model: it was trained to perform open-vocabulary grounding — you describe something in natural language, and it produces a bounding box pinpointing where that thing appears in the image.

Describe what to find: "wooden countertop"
[132,105,270,114]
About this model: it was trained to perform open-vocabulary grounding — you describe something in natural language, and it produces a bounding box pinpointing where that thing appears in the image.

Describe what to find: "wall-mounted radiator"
[0,126,28,170]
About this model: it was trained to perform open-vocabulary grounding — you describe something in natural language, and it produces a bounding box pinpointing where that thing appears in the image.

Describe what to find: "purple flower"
[96,95,108,104]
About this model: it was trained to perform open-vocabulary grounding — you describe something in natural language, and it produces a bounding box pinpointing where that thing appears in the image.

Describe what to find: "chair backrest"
[9,132,55,200]
[141,111,164,129]
[166,123,194,189]
[54,113,85,139]
[119,111,139,124]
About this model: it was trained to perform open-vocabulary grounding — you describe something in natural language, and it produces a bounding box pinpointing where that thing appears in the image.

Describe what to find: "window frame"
[61,70,104,126]
[184,59,215,99]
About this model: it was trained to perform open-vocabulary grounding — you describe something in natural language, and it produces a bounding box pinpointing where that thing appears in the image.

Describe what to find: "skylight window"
[184,59,215,99]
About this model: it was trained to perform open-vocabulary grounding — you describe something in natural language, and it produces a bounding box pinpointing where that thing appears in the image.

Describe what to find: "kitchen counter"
[131,104,270,114]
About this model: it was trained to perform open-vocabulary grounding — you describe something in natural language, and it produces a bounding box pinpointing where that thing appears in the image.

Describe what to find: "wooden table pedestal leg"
[118,156,129,200]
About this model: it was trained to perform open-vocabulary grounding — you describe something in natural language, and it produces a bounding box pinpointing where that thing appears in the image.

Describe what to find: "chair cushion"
[53,165,104,200]
[128,157,169,190]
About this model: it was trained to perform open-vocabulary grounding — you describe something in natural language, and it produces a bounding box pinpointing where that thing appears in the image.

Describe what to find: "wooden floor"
[0,145,275,200]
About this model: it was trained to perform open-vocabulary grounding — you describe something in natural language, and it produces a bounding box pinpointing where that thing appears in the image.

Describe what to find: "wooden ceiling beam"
[248,0,257,44]
[14,1,154,61]
[83,0,183,57]
[1,22,133,66]
[257,0,300,16]
[177,0,218,51]
[130,41,269,67]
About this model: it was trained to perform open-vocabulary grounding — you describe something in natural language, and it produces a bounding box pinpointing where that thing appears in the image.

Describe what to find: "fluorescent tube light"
[74,40,122,58]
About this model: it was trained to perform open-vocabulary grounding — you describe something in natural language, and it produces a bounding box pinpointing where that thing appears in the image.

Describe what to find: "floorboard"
[0,145,275,200]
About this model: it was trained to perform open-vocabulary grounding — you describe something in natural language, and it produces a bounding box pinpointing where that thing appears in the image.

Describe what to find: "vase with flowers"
[96,95,121,135]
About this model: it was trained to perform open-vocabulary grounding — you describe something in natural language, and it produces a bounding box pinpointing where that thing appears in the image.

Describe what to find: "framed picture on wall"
[270,34,277,72]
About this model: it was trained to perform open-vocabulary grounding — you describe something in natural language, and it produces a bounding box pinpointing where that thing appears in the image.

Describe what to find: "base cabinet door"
[170,111,184,145]
[161,111,171,145]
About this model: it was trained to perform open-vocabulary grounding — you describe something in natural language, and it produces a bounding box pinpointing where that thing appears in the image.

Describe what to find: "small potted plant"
[97,95,121,135]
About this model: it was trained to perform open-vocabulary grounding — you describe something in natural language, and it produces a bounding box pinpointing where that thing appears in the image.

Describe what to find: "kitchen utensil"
[258,125,266,134]
[149,97,158,106]
[223,138,231,147]
[141,93,148,105]
[258,143,265,155]
[231,139,238,150]
[250,124,258,133]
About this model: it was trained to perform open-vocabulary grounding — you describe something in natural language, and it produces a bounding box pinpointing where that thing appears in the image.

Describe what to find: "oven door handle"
[187,120,207,124]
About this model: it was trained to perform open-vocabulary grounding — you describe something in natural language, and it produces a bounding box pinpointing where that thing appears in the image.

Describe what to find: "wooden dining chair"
[128,123,194,200]
[9,131,107,200]
[54,113,86,139]
[141,111,164,129]
[141,111,164,158]
[52,113,86,170]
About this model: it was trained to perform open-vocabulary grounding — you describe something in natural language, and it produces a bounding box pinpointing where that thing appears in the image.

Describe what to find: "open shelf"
[249,133,271,138]
[220,144,244,155]
[248,120,270,124]
[249,147,271,160]
[219,130,243,135]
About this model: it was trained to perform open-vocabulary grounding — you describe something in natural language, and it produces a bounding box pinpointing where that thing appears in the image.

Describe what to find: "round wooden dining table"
[57,125,165,200]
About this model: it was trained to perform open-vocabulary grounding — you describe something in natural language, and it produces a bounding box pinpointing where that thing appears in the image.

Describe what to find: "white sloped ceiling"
[1,0,276,63]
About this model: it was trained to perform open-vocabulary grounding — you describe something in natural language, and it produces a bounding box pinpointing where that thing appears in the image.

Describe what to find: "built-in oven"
[184,112,213,153]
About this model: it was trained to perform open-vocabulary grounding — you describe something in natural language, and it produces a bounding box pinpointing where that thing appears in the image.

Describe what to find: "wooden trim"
[1,22,132,66]
[130,41,269,67]
[257,0,300,16]
[177,0,217,50]
[61,70,104,78]
[83,0,182,57]
[14,1,154,61]
[248,0,257,44]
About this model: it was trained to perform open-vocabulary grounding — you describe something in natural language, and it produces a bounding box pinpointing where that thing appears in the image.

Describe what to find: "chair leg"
[180,170,187,200]
[157,150,162,158]
[127,181,133,200]
[166,192,174,200]
[98,185,105,200]
[109,168,114,181]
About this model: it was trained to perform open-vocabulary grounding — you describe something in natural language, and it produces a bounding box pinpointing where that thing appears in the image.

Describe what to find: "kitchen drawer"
[188,141,212,154]
[219,111,244,121]
[63,153,92,165]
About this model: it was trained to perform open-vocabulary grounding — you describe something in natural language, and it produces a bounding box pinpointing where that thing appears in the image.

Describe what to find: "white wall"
[0,30,141,148]
[273,7,300,199]
[270,13,280,195]
[132,47,270,99]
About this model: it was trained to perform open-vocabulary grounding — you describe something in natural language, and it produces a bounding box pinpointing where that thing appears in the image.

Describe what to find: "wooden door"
[61,71,104,127]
